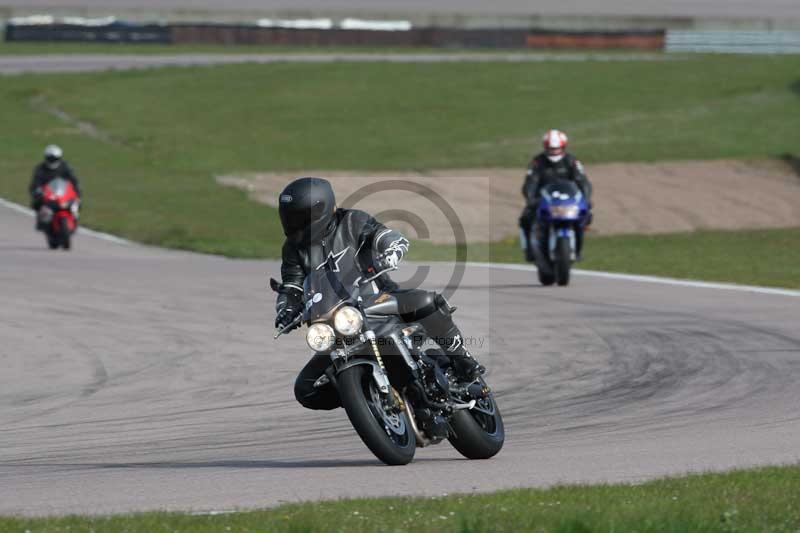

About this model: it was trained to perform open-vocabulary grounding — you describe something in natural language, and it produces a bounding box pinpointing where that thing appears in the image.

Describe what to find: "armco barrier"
[5,20,664,50]
[171,24,650,49]
[170,24,423,47]
[527,29,664,49]
[4,22,171,43]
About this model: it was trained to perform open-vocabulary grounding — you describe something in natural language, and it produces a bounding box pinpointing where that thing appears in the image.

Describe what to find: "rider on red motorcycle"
[29,145,82,229]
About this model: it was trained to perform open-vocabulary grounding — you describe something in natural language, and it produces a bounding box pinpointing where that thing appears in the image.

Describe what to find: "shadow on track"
[1,457,458,470]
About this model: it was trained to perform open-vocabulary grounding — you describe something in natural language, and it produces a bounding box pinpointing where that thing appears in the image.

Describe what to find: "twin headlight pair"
[306,306,364,352]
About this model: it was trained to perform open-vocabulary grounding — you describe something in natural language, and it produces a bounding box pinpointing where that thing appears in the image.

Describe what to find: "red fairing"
[41,178,79,234]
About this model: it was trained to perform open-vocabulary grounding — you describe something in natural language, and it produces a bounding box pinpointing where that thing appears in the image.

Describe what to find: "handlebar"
[273,265,399,340]
[361,265,398,285]
[274,313,303,340]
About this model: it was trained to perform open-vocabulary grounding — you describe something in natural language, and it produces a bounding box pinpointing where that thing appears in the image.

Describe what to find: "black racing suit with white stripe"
[276,208,478,411]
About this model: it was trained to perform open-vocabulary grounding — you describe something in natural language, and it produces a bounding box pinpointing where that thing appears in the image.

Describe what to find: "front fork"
[548,225,577,261]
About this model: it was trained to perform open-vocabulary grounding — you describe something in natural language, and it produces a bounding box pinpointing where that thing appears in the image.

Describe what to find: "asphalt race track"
[2,203,800,516]
[1,0,798,19]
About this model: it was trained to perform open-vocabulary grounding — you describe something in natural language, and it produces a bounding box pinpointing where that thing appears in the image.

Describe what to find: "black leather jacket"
[29,161,82,198]
[522,153,591,205]
[277,208,409,309]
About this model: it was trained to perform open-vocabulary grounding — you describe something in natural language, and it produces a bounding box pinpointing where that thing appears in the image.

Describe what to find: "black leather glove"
[376,249,403,271]
[275,291,302,333]
[375,236,409,272]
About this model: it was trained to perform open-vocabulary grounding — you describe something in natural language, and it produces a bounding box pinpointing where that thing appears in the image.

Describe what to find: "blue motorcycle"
[521,179,590,286]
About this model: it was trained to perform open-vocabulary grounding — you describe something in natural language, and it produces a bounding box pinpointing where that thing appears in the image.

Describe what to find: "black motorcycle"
[271,256,504,465]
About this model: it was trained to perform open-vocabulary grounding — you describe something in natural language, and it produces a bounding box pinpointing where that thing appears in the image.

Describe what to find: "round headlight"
[306,323,335,352]
[334,306,364,336]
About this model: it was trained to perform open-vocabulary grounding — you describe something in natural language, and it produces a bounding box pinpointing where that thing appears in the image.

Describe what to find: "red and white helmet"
[542,129,568,163]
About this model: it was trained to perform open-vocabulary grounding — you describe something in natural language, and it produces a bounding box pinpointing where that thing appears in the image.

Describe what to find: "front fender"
[336,358,391,394]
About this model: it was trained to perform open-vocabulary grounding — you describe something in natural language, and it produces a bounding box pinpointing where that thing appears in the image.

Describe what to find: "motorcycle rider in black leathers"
[519,129,592,261]
[29,145,82,230]
[274,177,483,411]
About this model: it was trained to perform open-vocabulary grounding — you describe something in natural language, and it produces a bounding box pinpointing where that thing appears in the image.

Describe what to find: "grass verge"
[3,465,799,532]
[411,227,800,289]
[0,57,797,271]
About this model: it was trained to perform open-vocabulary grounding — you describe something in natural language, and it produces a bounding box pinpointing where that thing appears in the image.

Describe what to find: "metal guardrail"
[4,19,665,49]
[4,18,171,43]
[666,31,800,54]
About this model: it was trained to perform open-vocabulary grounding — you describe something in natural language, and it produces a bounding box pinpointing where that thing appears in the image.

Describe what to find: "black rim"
[363,373,412,447]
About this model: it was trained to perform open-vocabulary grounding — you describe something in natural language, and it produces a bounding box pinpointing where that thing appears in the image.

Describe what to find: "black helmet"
[278,177,337,245]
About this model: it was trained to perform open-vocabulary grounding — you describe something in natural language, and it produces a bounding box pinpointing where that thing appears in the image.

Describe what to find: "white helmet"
[44,145,63,169]
[542,129,568,163]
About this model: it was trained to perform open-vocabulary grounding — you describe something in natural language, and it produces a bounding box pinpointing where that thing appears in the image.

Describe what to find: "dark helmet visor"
[280,201,327,237]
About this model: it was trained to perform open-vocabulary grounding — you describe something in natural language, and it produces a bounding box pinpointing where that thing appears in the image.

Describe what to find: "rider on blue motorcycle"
[519,130,593,261]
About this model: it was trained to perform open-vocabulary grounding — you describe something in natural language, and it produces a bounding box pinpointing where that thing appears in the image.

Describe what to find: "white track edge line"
[0,196,131,245]
[467,261,800,298]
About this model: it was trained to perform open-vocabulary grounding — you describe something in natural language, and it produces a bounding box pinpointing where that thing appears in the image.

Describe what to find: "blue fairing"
[536,179,590,227]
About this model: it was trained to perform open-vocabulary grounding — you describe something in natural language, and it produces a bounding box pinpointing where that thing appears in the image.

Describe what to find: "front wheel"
[46,231,59,250]
[555,236,571,286]
[59,217,72,250]
[537,267,555,286]
[337,365,416,465]
[448,378,505,460]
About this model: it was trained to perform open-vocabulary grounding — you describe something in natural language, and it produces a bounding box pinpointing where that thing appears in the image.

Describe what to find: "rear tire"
[448,379,505,460]
[338,365,416,466]
[46,232,59,250]
[555,237,571,286]
[59,218,71,250]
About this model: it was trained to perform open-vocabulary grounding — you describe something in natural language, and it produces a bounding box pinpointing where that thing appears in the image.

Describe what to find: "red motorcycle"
[37,177,80,250]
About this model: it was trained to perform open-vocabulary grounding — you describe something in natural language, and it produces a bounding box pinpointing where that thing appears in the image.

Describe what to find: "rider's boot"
[524,234,535,263]
[519,211,536,263]
[418,297,485,382]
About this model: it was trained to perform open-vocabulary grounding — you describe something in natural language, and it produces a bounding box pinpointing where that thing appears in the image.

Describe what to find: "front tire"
[537,267,555,286]
[337,365,416,465]
[59,218,72,250]
[46,230,59,250]
[555,236,571,286]
[448,379,505,460]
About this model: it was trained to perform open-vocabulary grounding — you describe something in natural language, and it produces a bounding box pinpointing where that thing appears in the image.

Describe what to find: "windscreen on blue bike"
[540,179,582,203]
[302,257,362,323]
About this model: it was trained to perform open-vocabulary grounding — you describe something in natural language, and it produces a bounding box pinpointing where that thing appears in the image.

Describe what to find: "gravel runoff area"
[217,159,800,244]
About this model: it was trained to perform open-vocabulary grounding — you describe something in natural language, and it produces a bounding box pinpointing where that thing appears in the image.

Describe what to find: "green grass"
[0,56,797,266]
[411,228,800,289]
[3,465,799,532]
